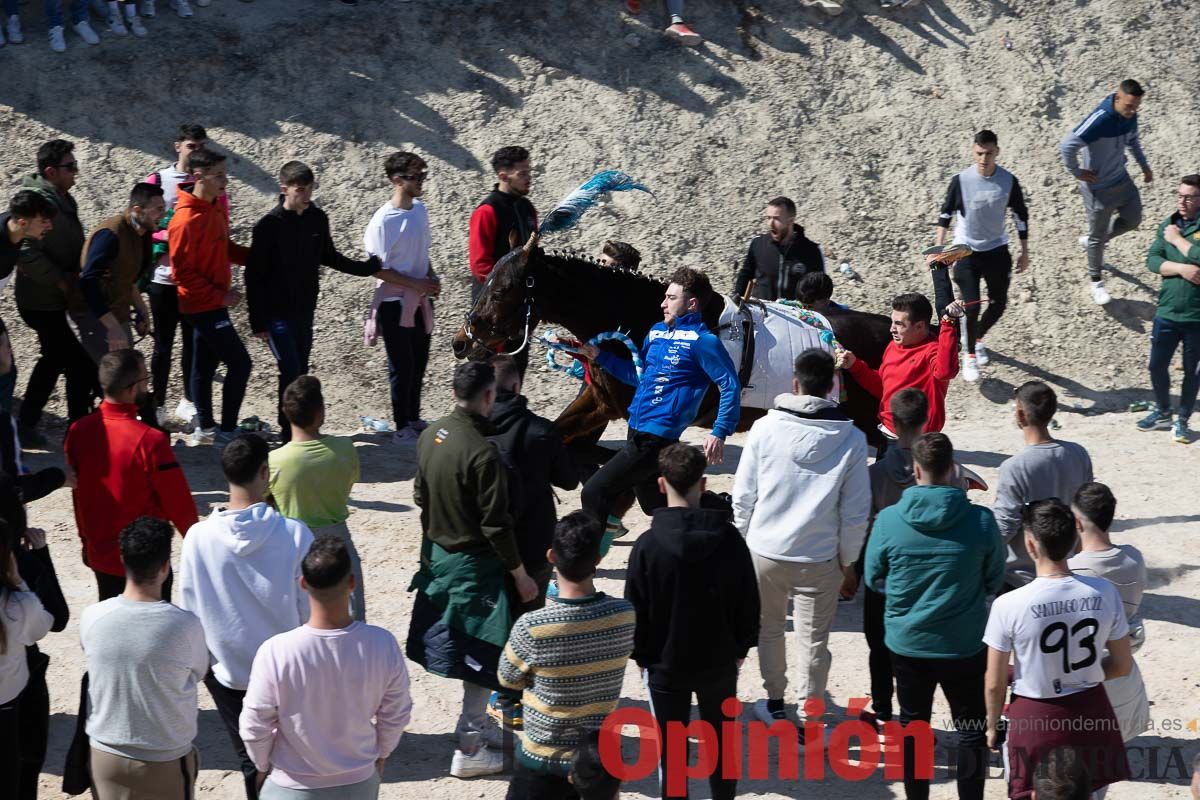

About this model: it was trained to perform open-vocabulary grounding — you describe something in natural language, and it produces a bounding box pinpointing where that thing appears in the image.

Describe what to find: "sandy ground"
[0,0,1198,796]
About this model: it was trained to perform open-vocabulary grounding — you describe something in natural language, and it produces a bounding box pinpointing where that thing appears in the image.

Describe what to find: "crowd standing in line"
[0,71,1195,799]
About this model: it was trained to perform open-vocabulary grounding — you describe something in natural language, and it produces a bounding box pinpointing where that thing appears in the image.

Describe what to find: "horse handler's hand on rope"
[704,435,724,465]
[834,345,856,370]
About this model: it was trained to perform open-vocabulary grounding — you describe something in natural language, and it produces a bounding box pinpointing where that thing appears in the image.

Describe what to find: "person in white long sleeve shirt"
[178,433,313,800]
[732,348,870,732]
[0,527,54,798]
[240,535,411,800]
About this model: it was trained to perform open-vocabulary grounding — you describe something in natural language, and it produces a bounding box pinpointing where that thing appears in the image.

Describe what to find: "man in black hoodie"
[245,161,399,439]
[733,196,825,301]
[625,443,759,800]
[488,355,579,608]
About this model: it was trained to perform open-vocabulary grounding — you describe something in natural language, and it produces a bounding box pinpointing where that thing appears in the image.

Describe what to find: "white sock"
[670,14,684,24]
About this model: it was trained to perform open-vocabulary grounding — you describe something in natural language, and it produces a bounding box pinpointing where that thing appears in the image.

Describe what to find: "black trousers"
[16,649,50,800]
[646,668,739,800]
[953,246,1012,352]
[148,283,194,407]
[265,313,315,439]
[580,429,672,522]
[0,694,19,799]
[16,307,96,428]
[891,649,988,800]
[505,762,579,800]
[94,569,173,602]
[863,587,894,721]
[377,303,431,431]
[930,265,955,323]
[204,672,258,800]
[186,308,252,432]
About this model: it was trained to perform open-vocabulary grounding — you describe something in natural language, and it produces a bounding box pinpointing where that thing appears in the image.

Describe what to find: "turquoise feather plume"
[538,170,652,235]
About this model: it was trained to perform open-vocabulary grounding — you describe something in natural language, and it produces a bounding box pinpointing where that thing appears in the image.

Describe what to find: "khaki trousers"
[752,553,842,715]
[89,746,198,800]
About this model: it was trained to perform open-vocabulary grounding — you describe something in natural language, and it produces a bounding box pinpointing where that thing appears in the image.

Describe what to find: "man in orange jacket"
[837,293,964,445]
[168,148,251,446]
[65,349,198,600]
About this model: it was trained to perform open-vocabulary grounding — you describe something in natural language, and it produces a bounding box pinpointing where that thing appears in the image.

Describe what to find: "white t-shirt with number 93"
[984,575,1129,698]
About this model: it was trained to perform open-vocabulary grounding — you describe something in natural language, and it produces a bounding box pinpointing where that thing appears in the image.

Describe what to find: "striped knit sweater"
[499,592,635,774]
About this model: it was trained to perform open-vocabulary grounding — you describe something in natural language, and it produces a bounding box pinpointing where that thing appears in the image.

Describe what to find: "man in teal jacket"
[1138,174,1200,443]
[865,431,1005,800]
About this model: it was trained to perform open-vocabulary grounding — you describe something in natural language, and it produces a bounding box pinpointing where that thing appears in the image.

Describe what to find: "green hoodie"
[1146,212,1200,324]
[14,173,85,311]
[864,485,1005,659]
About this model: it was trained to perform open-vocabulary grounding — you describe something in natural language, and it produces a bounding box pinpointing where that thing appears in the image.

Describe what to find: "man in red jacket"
[467,146,537,302]
[168,148,251,446]
[838,293,964,443]
[65,349,198,600]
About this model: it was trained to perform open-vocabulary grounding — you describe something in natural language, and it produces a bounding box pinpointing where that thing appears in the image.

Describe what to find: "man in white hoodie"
[733,348,870,736]
[178,433,313,800]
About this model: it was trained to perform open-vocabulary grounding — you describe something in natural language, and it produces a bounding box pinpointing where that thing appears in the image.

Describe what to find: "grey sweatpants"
[1081,175,1143,280]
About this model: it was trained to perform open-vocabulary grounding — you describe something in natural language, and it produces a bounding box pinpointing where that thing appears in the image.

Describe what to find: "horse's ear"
[508,230,520,251]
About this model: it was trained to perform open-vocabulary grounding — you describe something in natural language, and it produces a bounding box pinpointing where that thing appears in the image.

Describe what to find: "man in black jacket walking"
[625,443,760,800]
[488,355,579,608]
[246,161,400,439]
[733,196,825,301]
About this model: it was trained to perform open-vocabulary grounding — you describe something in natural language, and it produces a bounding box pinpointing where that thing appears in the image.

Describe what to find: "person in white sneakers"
[240,536,411,800]
[1,4,25,46]
[930,129,1030,382]
[36,0,99,52]
[732,348,869,738]
[178,433,314,800]
[98,0,147,36]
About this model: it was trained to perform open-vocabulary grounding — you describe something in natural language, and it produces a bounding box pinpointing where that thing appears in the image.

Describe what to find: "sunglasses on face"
[56,161,80,172]
[400,173,428,183]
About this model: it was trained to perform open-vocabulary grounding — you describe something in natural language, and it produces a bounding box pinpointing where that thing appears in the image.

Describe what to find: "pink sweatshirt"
[239,622,412,790]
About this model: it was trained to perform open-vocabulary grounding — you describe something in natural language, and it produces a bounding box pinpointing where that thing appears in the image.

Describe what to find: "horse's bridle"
[461,273,537,357]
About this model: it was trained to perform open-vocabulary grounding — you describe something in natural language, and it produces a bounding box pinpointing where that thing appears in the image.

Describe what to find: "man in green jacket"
[1138,174,1200,443]
[410,360,538,779]
[865,431,1005,800]
[15,139,96,445]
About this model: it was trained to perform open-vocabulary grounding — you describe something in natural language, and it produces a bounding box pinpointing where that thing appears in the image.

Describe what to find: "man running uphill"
[576,267,739,540]
[837,293,964,446]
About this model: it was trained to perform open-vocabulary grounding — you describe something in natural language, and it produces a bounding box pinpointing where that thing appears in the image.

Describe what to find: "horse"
[452,244,895,451]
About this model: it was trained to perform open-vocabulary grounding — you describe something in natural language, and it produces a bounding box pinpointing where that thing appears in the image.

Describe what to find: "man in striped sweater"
[499,511,634,797]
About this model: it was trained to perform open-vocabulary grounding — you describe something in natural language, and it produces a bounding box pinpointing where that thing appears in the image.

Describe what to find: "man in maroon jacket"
[65,348,198,600]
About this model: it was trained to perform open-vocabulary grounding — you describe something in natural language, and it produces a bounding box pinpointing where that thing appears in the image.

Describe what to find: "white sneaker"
[48,25,66,51]
[169,0,192,17]
[155,407,169,427]
[450,745,505,779]
[140,0,155,16]
[127,14,147,36]
[190,426,216,446]
[807,0,845,14]
[974,341,990,366]
[73,20,100,44]
[7,15,23,43]
[1090,280,1112,306]
[108,14,128,34]
[1078,234,1089,249]
[175,398,197,424]
[961,356,980,382]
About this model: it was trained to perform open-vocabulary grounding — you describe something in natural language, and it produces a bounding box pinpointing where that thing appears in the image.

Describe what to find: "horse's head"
[452,233,541,359]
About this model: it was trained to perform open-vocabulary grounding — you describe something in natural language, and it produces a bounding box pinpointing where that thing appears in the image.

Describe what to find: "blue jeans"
[266,315,314,436]
[186,308,251,432]
[27,0,90,27]
[1149,315,1200,419]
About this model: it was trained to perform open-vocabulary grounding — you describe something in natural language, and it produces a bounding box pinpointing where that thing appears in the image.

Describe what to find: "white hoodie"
[733,394,870,565]
[179,503,314,690]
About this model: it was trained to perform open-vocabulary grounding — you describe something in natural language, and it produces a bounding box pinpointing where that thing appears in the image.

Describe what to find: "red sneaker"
[624,0,640,13]
[665,21,701,46]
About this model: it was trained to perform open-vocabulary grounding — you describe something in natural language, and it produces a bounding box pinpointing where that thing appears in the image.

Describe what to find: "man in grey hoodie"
[732,348,869,736]
[1060,79,1153,304]
[178,434,313,799]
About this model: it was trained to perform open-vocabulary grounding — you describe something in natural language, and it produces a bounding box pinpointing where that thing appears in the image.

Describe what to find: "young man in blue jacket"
[577,266,739,534]
[1060,79,1153,305]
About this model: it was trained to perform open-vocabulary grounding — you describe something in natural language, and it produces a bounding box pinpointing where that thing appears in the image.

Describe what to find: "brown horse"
[451,245,894,448]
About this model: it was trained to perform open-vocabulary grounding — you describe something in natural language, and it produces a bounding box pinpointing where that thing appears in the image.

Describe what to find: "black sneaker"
[17,424,47,449]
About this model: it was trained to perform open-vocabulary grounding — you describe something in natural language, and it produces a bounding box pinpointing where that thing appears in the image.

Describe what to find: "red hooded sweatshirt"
[168,187,249,315]
[65,402,199,576]
[848,320,960,435]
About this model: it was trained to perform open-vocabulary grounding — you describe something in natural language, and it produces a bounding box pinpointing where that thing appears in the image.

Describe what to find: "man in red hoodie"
[168,148,251,446]
[65,349,198,600]
[838,293,964,443]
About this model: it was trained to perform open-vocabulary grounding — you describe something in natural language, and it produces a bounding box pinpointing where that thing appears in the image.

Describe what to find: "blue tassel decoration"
[537,170,652,235]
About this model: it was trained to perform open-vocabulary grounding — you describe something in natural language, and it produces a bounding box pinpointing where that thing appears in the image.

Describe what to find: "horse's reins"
[462,273,537,357]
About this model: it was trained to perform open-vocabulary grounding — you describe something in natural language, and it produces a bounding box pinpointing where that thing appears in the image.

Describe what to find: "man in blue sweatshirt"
[1060,79,1153,305]
[865,432,1005,800]
[578,266,739,534]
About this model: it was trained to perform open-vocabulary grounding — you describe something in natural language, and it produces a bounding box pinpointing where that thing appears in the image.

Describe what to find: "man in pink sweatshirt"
[239,536,411,799]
